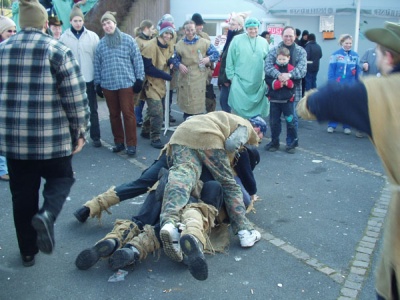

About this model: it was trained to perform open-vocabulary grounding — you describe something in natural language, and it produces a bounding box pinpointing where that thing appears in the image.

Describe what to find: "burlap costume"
[297,73,400,300]
[363,74,400,300]
[161,112,259,234]
[141,38,174,100]
[175,38,210,115]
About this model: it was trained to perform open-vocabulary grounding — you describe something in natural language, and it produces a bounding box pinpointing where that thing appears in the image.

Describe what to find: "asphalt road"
[0,93,387,300]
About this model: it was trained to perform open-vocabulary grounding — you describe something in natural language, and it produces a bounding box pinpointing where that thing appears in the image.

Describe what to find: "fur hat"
[48,16,63,27]
[0,16,16,34]
[230,11,250,28]
[101,11,117,24]
[19,0,48,29]
[244,17,260,29]
[191,13,205,25]
[70,4,84,21]
[365,22,400,54]
[159,21,174,36]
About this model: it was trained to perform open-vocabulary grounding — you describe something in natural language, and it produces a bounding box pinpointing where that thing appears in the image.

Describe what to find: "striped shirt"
[0,28,90,160]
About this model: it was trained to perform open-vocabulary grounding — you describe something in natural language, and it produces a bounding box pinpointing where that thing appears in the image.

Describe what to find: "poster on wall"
[266,23,284,47]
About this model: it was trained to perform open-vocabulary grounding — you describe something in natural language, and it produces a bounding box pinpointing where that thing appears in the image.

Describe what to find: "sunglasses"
[7,30,17,33]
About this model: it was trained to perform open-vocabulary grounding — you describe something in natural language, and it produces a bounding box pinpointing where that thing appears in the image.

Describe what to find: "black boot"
[180,234,208,281]
[73,206,90,223]
[109,245,140,270]
[31,210,55,254]
[75,239,117,270]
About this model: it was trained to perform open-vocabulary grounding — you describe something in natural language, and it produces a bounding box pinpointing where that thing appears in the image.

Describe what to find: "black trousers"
[7,156,75,256]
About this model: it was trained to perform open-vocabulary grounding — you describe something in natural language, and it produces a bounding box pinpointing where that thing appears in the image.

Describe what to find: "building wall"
[171,0,399,87]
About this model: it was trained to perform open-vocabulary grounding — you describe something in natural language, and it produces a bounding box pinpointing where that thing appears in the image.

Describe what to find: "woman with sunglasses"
[0,16,17,181]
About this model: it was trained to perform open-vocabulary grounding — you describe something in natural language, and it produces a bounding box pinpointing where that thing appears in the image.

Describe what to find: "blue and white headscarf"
[249,115,267,134]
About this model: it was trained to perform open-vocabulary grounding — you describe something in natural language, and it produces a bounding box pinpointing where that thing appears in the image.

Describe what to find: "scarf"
[104,27,122,48]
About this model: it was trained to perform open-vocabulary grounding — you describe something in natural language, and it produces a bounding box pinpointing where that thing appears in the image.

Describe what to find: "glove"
[296,90,317,120]
[95,84,104,98]
[133,79,144,94]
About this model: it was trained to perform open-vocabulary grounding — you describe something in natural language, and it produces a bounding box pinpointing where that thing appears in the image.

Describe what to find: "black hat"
[295,28,301,37]
[192,13,205,25]
[302,30,309,36]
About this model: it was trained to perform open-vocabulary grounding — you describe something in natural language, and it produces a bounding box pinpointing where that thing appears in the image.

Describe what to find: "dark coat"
[304,41,323,72]
[218,29,244,86]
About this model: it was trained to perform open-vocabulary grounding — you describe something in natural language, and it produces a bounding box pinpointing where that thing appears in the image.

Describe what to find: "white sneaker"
[327,127,334,133]
[160,223,183,262]
[238,229,261,248]
[343,128,351,135]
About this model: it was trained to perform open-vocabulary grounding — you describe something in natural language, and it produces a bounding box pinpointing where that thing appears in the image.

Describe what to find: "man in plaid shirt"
[0,0,90,267]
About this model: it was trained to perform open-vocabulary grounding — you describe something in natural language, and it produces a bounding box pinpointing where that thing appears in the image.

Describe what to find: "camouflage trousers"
[142,98,163,140]
[160,145,253,234]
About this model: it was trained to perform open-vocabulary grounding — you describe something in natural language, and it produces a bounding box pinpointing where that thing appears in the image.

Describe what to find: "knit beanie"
[70,4,84,21]
[0,16,16,34]
[159,21,174,36]
[19,0,48,29]
[101,11,117,24]
[157,14,174,31]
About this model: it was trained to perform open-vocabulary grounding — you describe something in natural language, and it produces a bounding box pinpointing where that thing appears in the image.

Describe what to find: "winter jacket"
[304,41,322,72]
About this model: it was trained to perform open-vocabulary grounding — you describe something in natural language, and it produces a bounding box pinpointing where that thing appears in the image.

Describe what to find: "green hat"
[245,17,260,29]
[70,4,84,21]
[19,0,48,29]
[365,22,400,53]
[101,11,117,25]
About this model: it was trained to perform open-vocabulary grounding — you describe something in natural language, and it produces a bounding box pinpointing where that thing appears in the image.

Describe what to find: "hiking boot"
[112,143,125,153]
[73,206,90,223]
[31,211,55,254]
[126,146,136,156]
[238,229,261,248]
[286,138,298,154]
[180,234,208,281]
[140,132,150,139]
[109,245,140,270]
[327,127,335,133]
[151,139,164,149]
[343,128,352,135]
[75,239,117,270]
[92,139,102,148]
[160,223,182,262]
[21,255,35,267]
[264,141,279,152]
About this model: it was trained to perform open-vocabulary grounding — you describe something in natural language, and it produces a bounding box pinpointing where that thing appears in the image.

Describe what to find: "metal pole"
[354,0,361,53]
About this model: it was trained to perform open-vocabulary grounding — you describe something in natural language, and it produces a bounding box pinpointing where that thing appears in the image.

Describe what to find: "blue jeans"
[0,155,7,176]
[135,100,145,125]
[86,81,101,141]
[219,85,231,113]
[328,121,350,130]
[305,71,318,91]
[269,101,297,145]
